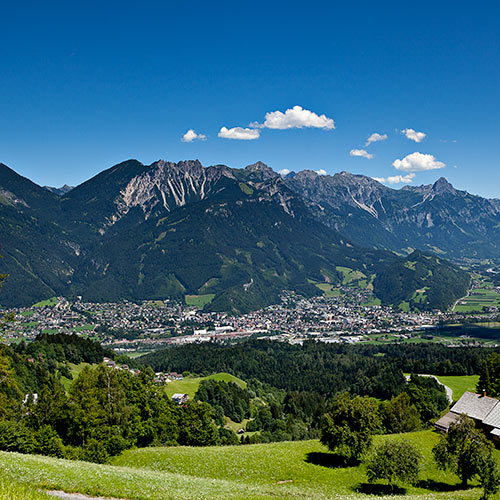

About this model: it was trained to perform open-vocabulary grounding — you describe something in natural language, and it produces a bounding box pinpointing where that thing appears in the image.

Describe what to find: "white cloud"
[365,132,387,147]
[253,105,335,130]
[350,148,374,159]
[393,152,445,172]
[402,128,426,142]
[373,173,415,184]
[279,168,291,176]
[181,129,207,142]
[316,169,327,175]
[218,126,260,140]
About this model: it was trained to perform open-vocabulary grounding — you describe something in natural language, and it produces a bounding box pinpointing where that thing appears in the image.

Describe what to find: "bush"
[82,439,110,464]
[0,420,36,454]
[366,439,422,488]
[34,425,65,457]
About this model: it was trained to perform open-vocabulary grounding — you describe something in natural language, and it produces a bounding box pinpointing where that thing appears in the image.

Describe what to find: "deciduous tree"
[433,414,492,487]
[320,392,380,463]
[366,439,422,488]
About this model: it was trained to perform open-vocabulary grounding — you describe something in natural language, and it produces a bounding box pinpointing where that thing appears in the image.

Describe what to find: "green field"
[314,283,341,297]
[165,372,247,399]
[0,431,494,499]
[336,266,367,286]
[32,297,58,308]
[454,288,500,313]
[71,323,95,333]
[435,375,479,401]
[185,293,216,308]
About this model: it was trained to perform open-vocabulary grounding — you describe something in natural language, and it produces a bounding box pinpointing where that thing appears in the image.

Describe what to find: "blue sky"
[1,1,499,197]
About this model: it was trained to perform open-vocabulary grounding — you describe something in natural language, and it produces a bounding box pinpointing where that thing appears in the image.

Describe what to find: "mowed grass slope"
[435,375,480,401]
[114,431,488,499]
[165,373,246,399]
[1,431,493,499]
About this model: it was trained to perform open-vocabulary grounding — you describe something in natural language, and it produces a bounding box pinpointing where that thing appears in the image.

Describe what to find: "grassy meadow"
[454,287,500,313]
[0,431,496,500]
[164,372,247,399]
[185,294,215,308]
[434,375,480,401]
[32,297,58,308]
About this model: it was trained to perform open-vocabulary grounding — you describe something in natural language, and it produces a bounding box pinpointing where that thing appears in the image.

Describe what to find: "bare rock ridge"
[116,159,235,220]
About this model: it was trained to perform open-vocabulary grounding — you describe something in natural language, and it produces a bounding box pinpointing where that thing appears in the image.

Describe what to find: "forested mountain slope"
[0,160,470,311]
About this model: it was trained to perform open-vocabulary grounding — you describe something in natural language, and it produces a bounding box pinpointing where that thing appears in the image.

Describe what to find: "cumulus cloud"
[181,129,207,142]
[365,132,387,147]
[392,152,445,172]
[218,126,260,140]
[350,149,374,159]
[402,128,426,142]
[373,173,416,184]
[252,105,335,130]
[279,169,291,176]
[316,169,327,175]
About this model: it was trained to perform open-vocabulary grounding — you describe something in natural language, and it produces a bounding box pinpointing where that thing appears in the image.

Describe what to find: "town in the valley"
[2,271,500,357]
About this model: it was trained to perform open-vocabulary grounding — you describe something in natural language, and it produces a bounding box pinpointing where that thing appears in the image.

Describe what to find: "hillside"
[0,159,470,312]
[0,432,493,499]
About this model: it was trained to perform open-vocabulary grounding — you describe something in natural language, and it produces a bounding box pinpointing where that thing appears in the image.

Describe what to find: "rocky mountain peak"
[432,177,456,195]
[244,161,278,180]
[294,169,318,181]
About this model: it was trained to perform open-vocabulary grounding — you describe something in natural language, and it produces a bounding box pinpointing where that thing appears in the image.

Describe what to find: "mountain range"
[0,159,485,312]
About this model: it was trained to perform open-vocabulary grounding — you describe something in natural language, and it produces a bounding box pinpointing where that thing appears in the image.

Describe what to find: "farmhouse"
[435,391,500,439]
[172,393,189,404]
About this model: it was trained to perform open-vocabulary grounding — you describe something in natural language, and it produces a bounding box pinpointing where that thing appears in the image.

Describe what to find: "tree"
[177,401,220,446]
[477,353,500,397]
[320,392,381,463]
[365,439,422,489]
[479,454,500,500]
[383,392,421,433]
[404,384,439,424]
[433,414,492,487]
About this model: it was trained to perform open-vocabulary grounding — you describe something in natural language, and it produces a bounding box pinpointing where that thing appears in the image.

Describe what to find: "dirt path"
[46,491,128,500]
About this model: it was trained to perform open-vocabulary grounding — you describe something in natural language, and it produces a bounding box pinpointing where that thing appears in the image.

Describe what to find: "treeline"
[140,340,493,397]
[17,333,112,365]
[355,343,488,375]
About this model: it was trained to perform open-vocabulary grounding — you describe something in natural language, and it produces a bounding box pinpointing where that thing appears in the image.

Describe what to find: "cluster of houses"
[154,371,184,384]
[435,391,500,441]
[103,357,141,376]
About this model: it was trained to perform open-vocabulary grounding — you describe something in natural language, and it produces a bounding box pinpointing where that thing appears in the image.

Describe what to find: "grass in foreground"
[165,372,247,399]
[0,475,53,500]
[435,375,480,401]
[1,431,495,500]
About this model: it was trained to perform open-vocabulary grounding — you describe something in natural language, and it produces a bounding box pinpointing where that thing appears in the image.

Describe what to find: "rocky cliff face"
[116,160,235,220]
[285,170,500,258]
